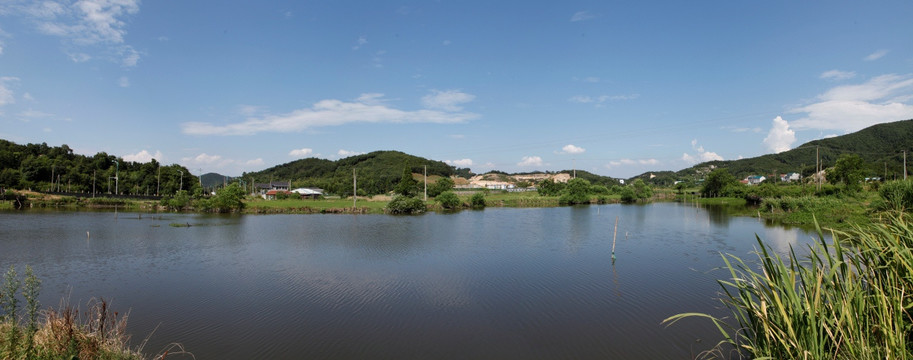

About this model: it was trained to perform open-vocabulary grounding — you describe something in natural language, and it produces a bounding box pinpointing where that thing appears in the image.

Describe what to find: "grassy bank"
[665,213,913,359]
[0,266,186,360]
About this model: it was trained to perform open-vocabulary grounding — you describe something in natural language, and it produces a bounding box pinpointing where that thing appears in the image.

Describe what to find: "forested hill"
[241,150,472,196]
[0,139,196,195]
[633,118,913,185]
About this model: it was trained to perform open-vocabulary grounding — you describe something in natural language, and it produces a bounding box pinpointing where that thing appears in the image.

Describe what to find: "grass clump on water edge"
[664,214,913,359]
[0,265,191,359]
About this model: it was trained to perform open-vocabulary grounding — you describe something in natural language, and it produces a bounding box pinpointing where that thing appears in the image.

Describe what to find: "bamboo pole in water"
[612,216,618,260]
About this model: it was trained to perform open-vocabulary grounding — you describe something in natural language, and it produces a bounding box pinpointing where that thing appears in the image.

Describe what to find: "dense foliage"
[0,139,197,196]
[242,151,466,197]
[632,118,913,184]
[385,196,426,214]
[435,191,462,209]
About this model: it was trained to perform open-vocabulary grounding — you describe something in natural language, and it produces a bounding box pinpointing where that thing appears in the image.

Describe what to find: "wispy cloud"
[517,156,543,167]
[0,77,18,106]
[123,149,163,163]
[568,94,639,104]
[422,89,475,111]
[445,159,473,167]
[337,149,365,157]
[352,35,367,50]
[762,116,796,153]
[570,10,596,22]
[557,144,586,154]
[289,148,314,157]
[865,49,889,61]
[10,0,141,66]
[682,139,723,164]
[789,73,913,132]
[820,69,856,81]
[183,91,480,136]
[117,76,129,87]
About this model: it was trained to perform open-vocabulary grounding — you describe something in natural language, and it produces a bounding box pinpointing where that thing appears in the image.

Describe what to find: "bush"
[559,178,591,205]
[436,191,462,210]
[470,193,486,209]
[876,180,913,211]
[386,196,426,214]
[620,187,636,203]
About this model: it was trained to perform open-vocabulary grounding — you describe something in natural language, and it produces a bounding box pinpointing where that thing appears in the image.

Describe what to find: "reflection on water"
[0,203,823,359]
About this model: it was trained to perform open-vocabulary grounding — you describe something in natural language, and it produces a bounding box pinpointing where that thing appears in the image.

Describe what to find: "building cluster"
[255,181,323,200]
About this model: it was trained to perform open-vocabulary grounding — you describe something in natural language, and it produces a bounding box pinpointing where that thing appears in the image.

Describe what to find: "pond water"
[0,203,820,359]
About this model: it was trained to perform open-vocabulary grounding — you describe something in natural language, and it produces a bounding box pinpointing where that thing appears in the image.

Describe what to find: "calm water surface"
[0,203,818,359]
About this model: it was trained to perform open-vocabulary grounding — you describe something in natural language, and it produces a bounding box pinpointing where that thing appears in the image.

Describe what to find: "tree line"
[0,139,198,196]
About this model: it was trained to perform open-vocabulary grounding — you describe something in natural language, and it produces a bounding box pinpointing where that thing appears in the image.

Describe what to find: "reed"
[665,214,913,359]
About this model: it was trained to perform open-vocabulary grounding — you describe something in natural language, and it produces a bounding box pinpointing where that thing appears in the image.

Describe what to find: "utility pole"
[905,150,908,180]
[93,169,96,197]
[157,166,160,196]
[816,146,820,191]
[114,161,119,195]
[353,168,357,208]
[179,170,183,192]
[573,159,576,179]
[424,165,427,201]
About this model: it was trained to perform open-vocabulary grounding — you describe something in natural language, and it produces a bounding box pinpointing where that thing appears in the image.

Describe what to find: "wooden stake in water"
[612,216,618,261]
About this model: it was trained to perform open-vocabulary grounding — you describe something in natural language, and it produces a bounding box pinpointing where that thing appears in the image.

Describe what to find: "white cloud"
[338,149,364,157]
[22,92,35,102]
[569,94,639,104]
[182,92,479,136]
[117,76,129,87]
[352,35,367,50]
[422,89,475,111]
[682,139,723,164]
[865,49,889,61]
[67,52,91,63]
[0,77,17,106]
[183,153,225,165]
[245,158,264,166]
[17,109,54,119]
[445,159,473,167]
[14,0,141,65]
[820,69,856,81]
[119,45,140,67]
[762,116,796,153]
[789,73,913,132]
[289,148,314,157]
[570,10,595,22]
[442,40,451,46]
[517,156,543,167]
[558,144,586,154]
[123,149,162,163]
[639,159,659,165]
[568,95,594,103]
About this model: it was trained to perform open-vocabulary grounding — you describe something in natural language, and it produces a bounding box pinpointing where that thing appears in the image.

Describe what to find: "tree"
[436,191,461,209]
[428,177,455,197]
[633,179,653,201]
[537,179,565,196]
[470,192,486,208]
[394,166,419,197]
[559,178,591,204]
[386,195,426,214]
[830,154,866,192]
[701,168,737,197]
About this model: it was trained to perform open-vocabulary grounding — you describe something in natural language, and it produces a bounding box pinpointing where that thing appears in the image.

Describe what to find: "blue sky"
[1,1,911,178]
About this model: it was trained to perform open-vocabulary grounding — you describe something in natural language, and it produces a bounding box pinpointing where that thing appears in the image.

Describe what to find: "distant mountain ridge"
[631,118,913,185]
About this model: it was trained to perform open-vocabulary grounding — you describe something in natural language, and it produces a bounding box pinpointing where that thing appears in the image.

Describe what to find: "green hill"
[241,150,469,196]
[635,119,913,184]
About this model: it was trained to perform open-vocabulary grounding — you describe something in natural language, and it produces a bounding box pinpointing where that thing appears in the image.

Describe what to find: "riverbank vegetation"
[665,212,913,359]
[0,266,184,360]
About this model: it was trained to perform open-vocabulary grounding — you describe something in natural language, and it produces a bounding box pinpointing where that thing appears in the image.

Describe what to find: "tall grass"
[0,265,190,359]
[665,214,913,359]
